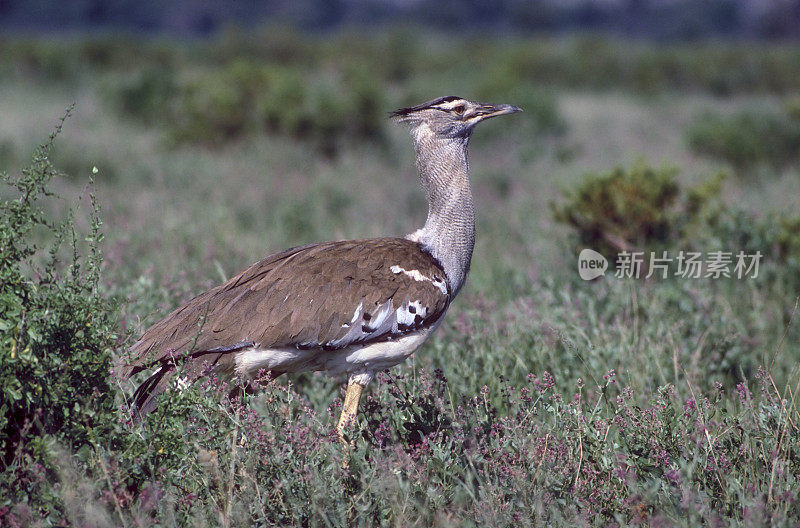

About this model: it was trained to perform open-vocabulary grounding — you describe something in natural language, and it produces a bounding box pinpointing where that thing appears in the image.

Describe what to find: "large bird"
[119,96,521,438]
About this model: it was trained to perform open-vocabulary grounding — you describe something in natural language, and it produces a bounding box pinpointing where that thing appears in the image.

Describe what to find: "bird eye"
[452,105,466,115]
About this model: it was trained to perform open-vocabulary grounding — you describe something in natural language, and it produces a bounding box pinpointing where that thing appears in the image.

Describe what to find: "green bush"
[687,109,800,170]
[0,39,80,82]
[0,109,119,511]
[257,66,308,135]
[169,60,269,145]
[270,65,385,157]
[163,60,386,154]
[551,163,722,258]
[114,67,178,125]
[699,208,800,293]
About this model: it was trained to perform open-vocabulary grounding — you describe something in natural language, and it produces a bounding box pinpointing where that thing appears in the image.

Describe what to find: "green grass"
[0,29,799,526]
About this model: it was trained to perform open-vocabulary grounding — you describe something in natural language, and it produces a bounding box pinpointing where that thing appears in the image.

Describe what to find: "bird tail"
[123,351,233,423]
[129,365,175,423]
[121,343,263,423]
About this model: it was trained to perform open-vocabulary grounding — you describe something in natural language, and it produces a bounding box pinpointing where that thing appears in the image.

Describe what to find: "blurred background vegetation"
[1,1,799,525]
[1,0,799,39]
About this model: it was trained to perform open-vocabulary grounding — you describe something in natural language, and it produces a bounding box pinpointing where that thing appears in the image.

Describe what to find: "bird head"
[391,96,522,139]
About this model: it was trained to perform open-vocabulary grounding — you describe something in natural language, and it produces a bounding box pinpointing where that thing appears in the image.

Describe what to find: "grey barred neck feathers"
[395,96,521,295]
[407,126,474,296]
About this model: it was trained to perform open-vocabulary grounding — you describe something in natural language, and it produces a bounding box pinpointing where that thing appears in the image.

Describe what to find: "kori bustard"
[120,96,521,439]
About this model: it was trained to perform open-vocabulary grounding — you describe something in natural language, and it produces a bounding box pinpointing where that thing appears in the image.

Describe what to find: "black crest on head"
[390,95,463,118]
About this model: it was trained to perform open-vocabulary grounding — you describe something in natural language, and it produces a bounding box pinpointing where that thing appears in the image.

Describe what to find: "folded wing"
[120,237,451,386]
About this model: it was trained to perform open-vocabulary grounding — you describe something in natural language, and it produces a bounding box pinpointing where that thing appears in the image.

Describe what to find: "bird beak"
[473,103,523,121]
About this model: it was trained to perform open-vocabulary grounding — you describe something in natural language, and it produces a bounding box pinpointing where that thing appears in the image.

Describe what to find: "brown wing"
[120,238,451,379]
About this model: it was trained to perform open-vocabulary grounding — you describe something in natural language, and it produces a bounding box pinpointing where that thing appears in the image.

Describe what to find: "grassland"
[1,29,799,526]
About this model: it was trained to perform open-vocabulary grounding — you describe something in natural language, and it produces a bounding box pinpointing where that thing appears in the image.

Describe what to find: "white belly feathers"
[233,320,441,379]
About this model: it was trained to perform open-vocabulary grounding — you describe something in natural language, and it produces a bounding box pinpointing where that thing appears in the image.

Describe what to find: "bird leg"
[336,379,365,446]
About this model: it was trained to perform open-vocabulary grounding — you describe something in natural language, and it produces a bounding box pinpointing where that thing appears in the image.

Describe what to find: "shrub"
[114,67,179,125]
[164,60,386,154]
[687,108,800,170]
[169,60,269,145]
[0,109,119,513]
[551,163,722,258]
[699,208,800,293]
[0,39,79,82]
[256,63,386,155]
[257,66,308,135]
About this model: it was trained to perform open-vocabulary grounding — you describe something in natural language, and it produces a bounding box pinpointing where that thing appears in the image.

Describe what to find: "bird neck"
[408,128,475,297]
